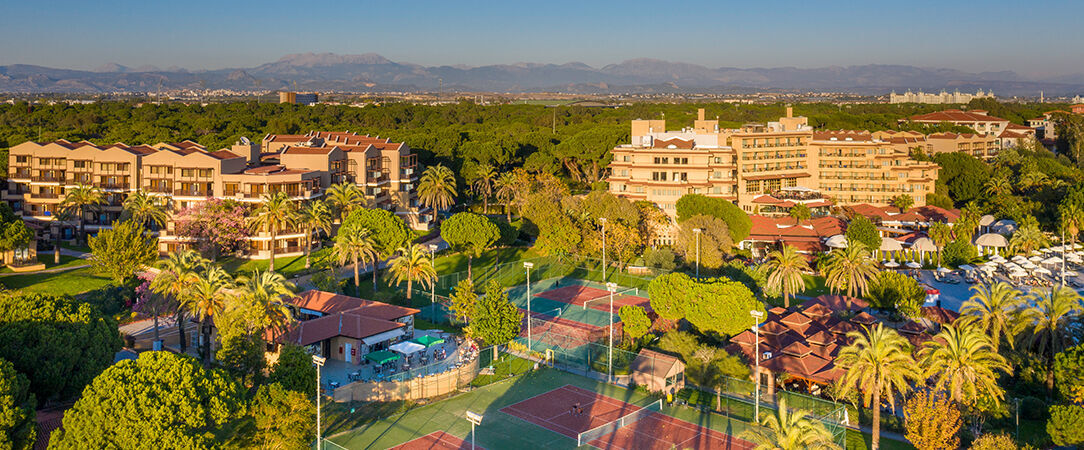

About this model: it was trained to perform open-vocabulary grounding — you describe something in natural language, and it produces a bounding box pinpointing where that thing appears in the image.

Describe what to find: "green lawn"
[801,274,831,297]
[0,254,85,273]
[0,266,111,296]
[846,429,915,450]
[219,247,331,278]
[433,246,542,275]
[58,242,91,253]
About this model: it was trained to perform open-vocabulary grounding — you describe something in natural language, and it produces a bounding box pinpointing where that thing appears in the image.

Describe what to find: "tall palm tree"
[834,324,919,450]
[151,250,207,354]
[983,176,1011,197]
[248,191,297,272]
[50,208,73,264]
[186,265,233,365]
[495,172,518,222]
[928,221,953,267]
[762,244,809,308]
[235,270,296,341]
[739,398,841,450]
[60,183,104,245]
[1019,286,1082,392]
[960,281,1025,353]
[822,241,878,299]
[387,244,437,300]
[296,200,332,269]
[325,181,363,222]
[417,164,457,223]
[1060,201,1084,251]
[788,204,811,225]
[891,194,914,213]
[1018,171,1048,190]
[121,191,169,230]
[1010,223,1049,255]
[331,226,378,292]
[471,163,496,214]
[918,322,1012,407]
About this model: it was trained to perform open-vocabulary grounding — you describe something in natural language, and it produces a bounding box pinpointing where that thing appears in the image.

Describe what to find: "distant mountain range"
[1,52,1082,96]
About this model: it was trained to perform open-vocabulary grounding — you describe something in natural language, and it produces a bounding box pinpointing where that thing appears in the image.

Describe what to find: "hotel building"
[5,131,424,259]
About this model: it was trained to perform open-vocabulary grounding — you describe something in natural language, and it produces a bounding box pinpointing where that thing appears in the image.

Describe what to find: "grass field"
[0,266,111,296]
[0,255,85,273]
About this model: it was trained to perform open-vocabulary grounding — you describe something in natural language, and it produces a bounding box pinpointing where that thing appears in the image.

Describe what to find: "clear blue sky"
[2,0,1082,76]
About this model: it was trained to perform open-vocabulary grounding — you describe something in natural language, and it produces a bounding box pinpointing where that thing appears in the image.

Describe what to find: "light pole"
[599,218,607,283]
[750,309,764,422]
[429,243,438,322]
[312,355,327,450]
[466,411,483,450]
[607,282,617,383]
[524,261,535,351]
[693,228,702,279]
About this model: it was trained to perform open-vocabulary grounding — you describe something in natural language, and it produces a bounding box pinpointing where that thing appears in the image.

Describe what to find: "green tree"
[968,433,1018,450]
[248,191,298,272]
[418,164,457,222]
[120,190,169,230]
[618,305,651,342]
[87,220,157,284]
[441,212,499,278]
[1009,220,1049,255]
[674,194,751,241]
[235,270,296,341]
[788,203,812,224]
[48,352,245,449]
[325,181,363,222]
[943,240,978,267]
[822,241,878,299]
[340,208,411,281]
[248,382,315,450]
[835,324,920,450]
[903,391,961,450]
[386,244,436,300]
[0,221,33,266]
[960,282,1025,353]
[0,358,35,450]
[762,244,810,308]
[1048,404,1084,447]
[59,184,104,245]
[648,272,692,322]
[448,279,477,324]
[928,221,953,267]
[269,344,317,396]
[673,215,731,270]
[49,209,73,265]
[653,273,763,337]
[150,250,206,354]
[0,293,121,403]
[215,333,265,388]
[1055,344,1084,403]
[931,153,991,205]
[739,397,840,450]
[331,225,378,291]
[1020,286,1082,392]
[186,265,234,365]
[296,199,332,269]
[1060,200,1084,251]
[844,215,881,250]
[918,322,1011,408]
[470,280,522,346]
[469,163,496,214]
[891,194,914,212]
[866,271,924,317]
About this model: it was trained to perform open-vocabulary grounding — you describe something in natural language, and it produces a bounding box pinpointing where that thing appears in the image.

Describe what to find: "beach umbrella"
[906,261,922,269]
[1043,256,1063,265]
[1029,255,1044,263]
[937,267,952,274]
[825,234,848,249]
[1034,267,1052,275]
[883,261,900,268]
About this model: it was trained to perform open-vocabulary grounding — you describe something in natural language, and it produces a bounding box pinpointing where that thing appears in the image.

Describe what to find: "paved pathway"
[0,263,89,277]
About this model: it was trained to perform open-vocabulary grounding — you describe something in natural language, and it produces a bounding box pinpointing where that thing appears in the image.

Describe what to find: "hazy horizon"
[2,0,1083,77]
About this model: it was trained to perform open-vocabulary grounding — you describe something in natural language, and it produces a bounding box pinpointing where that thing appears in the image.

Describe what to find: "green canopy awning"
[413,335,445,347]
[365,350,401,364]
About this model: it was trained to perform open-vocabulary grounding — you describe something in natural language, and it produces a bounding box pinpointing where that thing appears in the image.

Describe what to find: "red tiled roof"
[208,150,242,160]
[279,309,405,346]
[920,306,960,324]
[781,340,812,357]
[289,290,420,320]
[802,303,834,318]
[283,146,334,155]
[806,330,836,346]
[908,109,1008,123]
[850,311,878,325]
[752,195,782,204]
[898,321,927,335]
[265,134,310,142]
[806,295,869,311]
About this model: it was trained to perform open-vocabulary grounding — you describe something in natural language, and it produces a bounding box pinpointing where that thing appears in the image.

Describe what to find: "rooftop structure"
[889,90,994,104]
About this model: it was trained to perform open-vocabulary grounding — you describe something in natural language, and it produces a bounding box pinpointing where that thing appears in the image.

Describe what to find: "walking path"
[0,263,90,277]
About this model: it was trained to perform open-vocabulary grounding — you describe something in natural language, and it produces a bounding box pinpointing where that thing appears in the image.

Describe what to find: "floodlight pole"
[465,411,483,450]
[429,244,439,322]
[312,355,327,450]
[524,261,535,352]
[607,282,617,383]
[693,228,702,279]
[599,218,607,283]
[750,310,765,423]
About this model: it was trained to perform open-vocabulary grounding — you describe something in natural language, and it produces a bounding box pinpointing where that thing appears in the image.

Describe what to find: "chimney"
[786,106,793,118]
[697,108,705,121]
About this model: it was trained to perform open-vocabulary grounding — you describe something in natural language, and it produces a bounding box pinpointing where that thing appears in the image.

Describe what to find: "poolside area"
[913,267,1084,312]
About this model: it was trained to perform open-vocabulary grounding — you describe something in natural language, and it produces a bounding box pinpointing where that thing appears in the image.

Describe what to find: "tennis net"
[576,399,663,447]
[581,287,640,311]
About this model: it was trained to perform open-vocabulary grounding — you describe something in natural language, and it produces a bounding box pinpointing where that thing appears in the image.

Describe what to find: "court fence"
[576,398,663,447]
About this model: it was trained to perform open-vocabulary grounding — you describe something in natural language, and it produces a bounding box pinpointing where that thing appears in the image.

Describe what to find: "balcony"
[30,192,60,199]
[144,186,172,194]
[96,183,130,190]
[31,175,64,183]
[174,189,212,197]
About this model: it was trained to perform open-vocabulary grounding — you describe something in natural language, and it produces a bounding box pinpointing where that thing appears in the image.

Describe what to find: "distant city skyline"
[2,0,1083,77]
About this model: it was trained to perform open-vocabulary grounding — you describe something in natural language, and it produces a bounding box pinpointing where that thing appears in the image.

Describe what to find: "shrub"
[943,240,978,267]
[1048,404,1084,447]
[968,433,1018,450]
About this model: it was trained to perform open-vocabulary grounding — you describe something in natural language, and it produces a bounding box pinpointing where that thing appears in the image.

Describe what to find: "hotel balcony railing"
[31,175,64,182]
[174,189,212,197]
[143,186,173,194]
[96,183,130,190]
[30,192,60,199]
[9,172,31,179]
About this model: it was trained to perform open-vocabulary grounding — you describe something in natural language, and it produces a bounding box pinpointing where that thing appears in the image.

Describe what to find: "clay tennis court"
[534,285,652,313]
[500,384,751,450]
[388,431,482,450]
[520,308,610,348]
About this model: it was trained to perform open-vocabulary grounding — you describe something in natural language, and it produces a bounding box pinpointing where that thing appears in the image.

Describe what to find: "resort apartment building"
[5,132,424,259]
[608,108,939,220]
[874,130,1001,159]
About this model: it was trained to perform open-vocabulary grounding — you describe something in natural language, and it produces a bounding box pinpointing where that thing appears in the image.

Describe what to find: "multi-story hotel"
[5,131,425,259]
[874,130,1002,159]
[608,108,940,223]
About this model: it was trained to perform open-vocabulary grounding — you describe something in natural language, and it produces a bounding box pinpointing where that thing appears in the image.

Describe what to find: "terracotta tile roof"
[265,134,311,142]
[757,321,792,336]
[908,110,1009,123]
[802,302,834,318]
[781,340,813,357]
[805,295,869,312]
[208,150,242,160]
[283,146,334,155]
[653,137,694,149]
[920,306,960,324]
[245,165,286,174]
[761,353,834,381]
[629,349,685,379]
[752,195,783,204]
[806,330,836,346]
[279,309,405,346]
[289,290,420,320]
[768,307,788,316]
[905,333,932,347]
[730,330,759,346]
[898,321,927,335]
[999,130,1029,139]
[850,311,878,325]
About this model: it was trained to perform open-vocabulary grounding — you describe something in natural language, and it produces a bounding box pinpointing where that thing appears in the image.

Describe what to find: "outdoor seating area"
[321,330,469,390]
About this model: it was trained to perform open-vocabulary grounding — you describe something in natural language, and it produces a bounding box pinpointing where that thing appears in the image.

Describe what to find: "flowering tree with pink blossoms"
[173,199,250,260]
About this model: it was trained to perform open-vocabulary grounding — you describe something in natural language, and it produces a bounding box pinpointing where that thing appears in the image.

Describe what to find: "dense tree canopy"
[269,344,317,396]
[674,194,751,242]
[844,215,881,250]
[340,208,411,258]
[648,273,763,337]
[0,358,35,450]
[88,221,158,284]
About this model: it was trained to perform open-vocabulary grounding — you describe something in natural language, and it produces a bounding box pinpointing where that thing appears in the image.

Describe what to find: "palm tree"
[891,194,914,213]
[495,172,518,222]
[60,183,104,245]
[325,181,363,222]
[928,221,953,267]
[1018,171,1048,190]
[983,176,1011,197]
[960,281,1025,353]
[471,163,496,214]
[248,191,297,272]
[762,244,810,308]
[821,241,878,299]
[331,226,378,292]
[1019,286,1082,392]
[296,200,332,269]
[417,164,457,223]
[50,208,73,264]
[1010,223,1049,255]
[918,322,1012,407]
[834,324,919,450]
[739,398,841,450]
[788,204,811,225]
[387,244,437,300]
[186,265,233,365]
[235,270,296,341]
[1060,201,1084,251]
[151,250,207,354]
[121,191,169,230]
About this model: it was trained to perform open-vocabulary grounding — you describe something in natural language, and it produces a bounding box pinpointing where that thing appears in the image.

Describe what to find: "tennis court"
[388,431,481,450]
[534,284,652,313]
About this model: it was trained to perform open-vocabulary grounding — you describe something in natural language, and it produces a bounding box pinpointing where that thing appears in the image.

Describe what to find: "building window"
[785,178,797,188]
[746,180,761,193]
[675,157,688,165]
[653,157,669,164]
[652,172,667,181]
[14,156,28,164]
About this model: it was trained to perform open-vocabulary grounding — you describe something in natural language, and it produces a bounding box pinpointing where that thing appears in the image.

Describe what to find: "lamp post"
[465,411,483,450]
[524,261,535,351]
[429,243,438,321]
[312,355,327,450]
[750,309,764,422]
[607,282,617,383]
[599,218,607,283]
[693,228,702,279]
